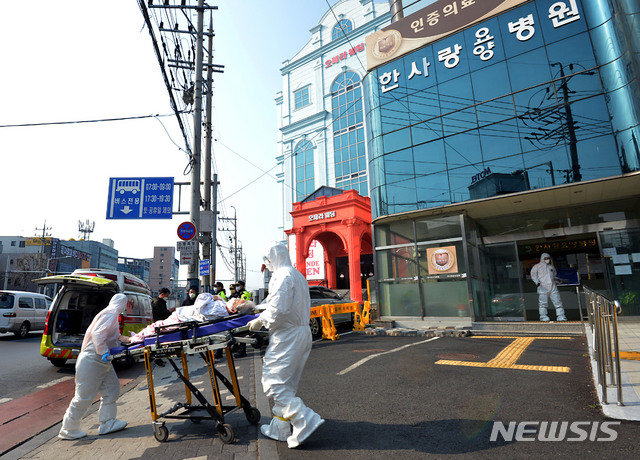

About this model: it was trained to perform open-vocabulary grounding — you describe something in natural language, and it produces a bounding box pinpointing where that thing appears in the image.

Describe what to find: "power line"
[0,112,187,129]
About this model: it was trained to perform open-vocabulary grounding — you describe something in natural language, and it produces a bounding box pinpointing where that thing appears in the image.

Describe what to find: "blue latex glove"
[101,352,111,363]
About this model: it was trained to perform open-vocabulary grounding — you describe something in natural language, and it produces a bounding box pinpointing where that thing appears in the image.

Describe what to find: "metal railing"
[583,286,624,406]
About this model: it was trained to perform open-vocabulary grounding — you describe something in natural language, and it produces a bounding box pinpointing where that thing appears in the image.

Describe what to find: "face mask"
[544,259,551,264]
[189,292,196,299]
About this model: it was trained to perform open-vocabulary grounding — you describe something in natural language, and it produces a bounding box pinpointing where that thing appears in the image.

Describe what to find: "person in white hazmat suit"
[530,253,567,322]
[58,293,129,440]
[247,242,324,448]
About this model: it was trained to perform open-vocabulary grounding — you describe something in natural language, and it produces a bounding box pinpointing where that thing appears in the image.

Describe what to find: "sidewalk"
[3,350,275,460]
[584,319,640,421]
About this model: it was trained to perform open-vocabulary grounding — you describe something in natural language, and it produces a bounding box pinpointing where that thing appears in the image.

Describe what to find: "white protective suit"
[530,253,566,321]
[254,243,324,448]
[58,293,128,440]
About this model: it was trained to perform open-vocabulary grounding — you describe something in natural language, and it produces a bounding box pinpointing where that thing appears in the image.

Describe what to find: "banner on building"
[288,235,326,280]
[365,0,528,70]
[26,237,52,246]
[426,246,459,275]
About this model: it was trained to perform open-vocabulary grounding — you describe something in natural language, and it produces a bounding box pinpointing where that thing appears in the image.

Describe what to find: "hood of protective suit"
[540,253,551,262]
[106,293,128,315]
[81,293,128,355]
[264,242,293,272]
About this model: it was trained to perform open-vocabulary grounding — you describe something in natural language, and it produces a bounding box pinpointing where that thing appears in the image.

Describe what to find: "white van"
[36,269,153,366]
[0,290,52,338]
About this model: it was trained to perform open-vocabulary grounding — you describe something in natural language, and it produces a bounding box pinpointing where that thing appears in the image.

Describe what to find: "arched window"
[331,71,367,196]
[332,19,353,40]
[294,140,315,201]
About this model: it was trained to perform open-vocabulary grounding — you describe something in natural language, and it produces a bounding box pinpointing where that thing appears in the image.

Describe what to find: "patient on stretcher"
[122,293,255,344]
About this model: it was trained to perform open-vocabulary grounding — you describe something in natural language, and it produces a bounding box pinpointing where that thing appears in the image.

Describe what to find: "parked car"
[36,269,153,367]
[0,290,52,338]
[309,286,352,339]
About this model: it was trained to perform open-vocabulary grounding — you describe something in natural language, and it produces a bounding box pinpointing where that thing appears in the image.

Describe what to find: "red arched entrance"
[286,187,372,302]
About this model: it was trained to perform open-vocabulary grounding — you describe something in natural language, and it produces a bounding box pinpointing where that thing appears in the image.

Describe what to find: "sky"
[0,0,336,289]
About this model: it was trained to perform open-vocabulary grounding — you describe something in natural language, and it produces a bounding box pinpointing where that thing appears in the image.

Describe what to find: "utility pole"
[219,207,238,283]
[35,220,52,289]
[202,11,215,292]
[212,173,219,283]
[232,205,238,282]
[187,0,206,290]
[552,62,581,182]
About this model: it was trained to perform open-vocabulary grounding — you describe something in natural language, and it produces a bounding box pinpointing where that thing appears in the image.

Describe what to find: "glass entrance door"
[479,242,525,321]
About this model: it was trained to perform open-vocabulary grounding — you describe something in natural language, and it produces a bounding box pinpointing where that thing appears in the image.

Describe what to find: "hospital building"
[280,0,640,323]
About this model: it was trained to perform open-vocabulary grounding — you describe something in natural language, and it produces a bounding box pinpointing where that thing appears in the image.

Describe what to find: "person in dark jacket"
[152,288,172,322]
[181,287,198,307]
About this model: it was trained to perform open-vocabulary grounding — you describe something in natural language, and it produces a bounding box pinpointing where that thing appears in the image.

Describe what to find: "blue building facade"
[364,0,640,320]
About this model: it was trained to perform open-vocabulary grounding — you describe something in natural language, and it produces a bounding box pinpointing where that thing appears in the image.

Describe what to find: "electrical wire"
[0,112,185,129]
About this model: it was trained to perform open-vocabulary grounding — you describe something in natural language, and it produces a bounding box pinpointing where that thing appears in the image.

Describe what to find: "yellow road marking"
[616,351,640,361]
[436,336,572,373]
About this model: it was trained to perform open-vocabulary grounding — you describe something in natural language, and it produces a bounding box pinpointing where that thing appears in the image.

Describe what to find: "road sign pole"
[188,0,205,290]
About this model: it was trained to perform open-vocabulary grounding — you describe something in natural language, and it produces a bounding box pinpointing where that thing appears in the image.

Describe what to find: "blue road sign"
[178,221,197,241]
[106,177,174,220]
[199,259,210,276]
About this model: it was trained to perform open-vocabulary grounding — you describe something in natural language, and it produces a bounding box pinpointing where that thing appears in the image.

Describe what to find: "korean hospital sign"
[365,0,530,70]
[375,0,583,93]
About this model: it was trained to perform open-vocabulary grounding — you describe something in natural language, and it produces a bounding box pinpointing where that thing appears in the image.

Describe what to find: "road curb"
[254,350,279,459]
[356,327,471,338]
[0,371,146,460]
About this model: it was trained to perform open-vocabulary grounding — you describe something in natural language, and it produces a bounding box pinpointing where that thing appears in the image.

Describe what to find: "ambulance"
[36,269,153,366]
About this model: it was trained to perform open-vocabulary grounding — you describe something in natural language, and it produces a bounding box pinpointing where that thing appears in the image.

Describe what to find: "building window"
[332,19,353,40]
[293,86,311,109]
[331,71,367,196]
[19,241,25,248]
[11,241,16,246]
[295,140,315,201]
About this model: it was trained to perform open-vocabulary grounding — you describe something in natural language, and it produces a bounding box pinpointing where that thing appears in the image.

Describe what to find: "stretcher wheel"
[245,407,261,425]
[154,424,169,442]
[218,423,235,444]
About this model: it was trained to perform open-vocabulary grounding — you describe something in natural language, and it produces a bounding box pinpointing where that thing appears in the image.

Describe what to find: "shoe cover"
[260,418,291,441]
[557,315,567,321]
[58,429,87,440]
[98,419,127,435]
[287,412,324,448]
[540,315,550,322]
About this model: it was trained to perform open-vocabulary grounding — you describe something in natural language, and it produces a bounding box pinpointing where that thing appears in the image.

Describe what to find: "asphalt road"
[277,334,640,459]
[0,331,73,402]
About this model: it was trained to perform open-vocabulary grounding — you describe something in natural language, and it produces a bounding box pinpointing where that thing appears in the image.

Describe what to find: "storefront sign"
[521,238,597,255]
[426,246,459,275]
[366,0,531,70]
[59,245,90,262]
[471,167,492,184]
[309,210,336,222]
[306,240,325,280]
[26,237,52,246]
[325,43,365,68]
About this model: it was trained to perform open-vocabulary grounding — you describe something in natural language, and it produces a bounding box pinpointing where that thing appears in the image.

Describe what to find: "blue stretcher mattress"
[110,313,260,356]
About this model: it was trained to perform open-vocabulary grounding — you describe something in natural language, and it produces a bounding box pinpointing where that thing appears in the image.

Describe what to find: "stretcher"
[110,313,266,444]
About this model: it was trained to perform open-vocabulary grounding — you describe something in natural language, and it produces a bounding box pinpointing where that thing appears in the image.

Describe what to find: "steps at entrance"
[472,321,584,336]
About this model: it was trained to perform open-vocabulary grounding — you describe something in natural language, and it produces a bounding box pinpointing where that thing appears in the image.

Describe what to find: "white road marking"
[337,337,440,376]
[225,395,235,400]
[36,376,73,389]
[0,397,12,404]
